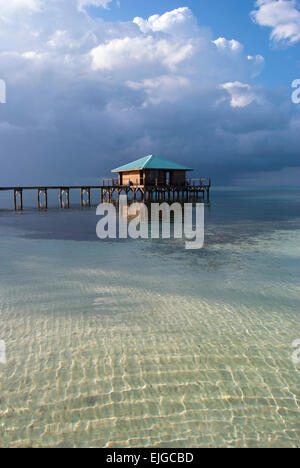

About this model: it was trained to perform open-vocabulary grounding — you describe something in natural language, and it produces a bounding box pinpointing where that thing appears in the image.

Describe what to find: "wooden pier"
[101,178,211,203]
[0,179,211,211]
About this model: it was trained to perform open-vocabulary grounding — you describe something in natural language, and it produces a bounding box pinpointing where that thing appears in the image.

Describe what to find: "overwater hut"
[112,155,193,187]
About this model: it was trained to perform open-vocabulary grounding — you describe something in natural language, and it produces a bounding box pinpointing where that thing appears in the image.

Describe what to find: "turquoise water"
[0,188,299,448]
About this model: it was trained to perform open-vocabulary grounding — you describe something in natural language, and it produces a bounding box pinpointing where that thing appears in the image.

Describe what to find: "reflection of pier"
[0,180,211,211]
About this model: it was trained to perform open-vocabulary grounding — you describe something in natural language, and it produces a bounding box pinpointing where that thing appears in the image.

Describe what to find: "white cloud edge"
[251,0,300,45]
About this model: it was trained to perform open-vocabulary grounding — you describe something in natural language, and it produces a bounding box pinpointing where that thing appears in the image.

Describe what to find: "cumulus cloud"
[133,7,199,37]
[0,4,298,186]
[91,35,195,73]
[77,0,113,11]
[0,0,42,19]
[127,75,190,106]
[221,82,262,108]
[213,37,243,52]
[91,7,201,75]
[90,7,264,86]
[0,0,112,20]
[251,0,300,45]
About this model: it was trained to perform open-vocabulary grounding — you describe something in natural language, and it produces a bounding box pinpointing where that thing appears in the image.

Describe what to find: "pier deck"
[0,179,211,211]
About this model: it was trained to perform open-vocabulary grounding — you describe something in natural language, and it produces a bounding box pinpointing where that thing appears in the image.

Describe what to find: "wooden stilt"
[20,189,23,210]
[14,189,17,211]
[59,188,70,208]
[81,188,91,207]
[14,189,23,211]
[38,188,48,209]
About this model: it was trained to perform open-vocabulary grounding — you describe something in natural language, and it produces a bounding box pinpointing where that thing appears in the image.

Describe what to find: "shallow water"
[0,188,299,448]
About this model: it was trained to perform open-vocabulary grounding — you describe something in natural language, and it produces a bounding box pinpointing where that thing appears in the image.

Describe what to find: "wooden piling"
[38,188,48,209]
[81,188,91,207]
[59,188,70,208]
[14,189,23,211]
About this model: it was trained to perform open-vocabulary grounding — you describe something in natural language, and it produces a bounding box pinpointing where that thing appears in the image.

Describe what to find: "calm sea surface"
[0,188,299,448]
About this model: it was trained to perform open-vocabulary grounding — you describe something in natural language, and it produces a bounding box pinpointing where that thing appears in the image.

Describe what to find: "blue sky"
[0,0,299,186]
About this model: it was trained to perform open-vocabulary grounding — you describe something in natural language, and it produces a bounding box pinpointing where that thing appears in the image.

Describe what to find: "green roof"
[112,155,193,173]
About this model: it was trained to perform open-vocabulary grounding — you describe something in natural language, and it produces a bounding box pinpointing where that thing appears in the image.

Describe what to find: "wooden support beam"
[14,189,23,211]
[14,189,17,211]
[59,188,70,208]
[38,188,48,209]
[81,188,91,207]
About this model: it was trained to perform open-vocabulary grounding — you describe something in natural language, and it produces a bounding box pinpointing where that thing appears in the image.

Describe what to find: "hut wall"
[170,171,186,186]
[145,170,167,186]
[121,171,142,186]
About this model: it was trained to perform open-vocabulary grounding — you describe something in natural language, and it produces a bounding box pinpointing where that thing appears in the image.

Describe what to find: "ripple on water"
[0,224,299,448]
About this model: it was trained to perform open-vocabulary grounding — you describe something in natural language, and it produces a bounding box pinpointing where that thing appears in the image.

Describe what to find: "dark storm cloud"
[0,2,299,186]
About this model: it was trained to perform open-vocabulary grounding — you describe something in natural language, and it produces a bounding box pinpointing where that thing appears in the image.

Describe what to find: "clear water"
[0,188,299,448]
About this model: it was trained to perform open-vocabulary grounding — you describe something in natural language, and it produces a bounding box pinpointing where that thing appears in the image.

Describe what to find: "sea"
[0,187,299,448]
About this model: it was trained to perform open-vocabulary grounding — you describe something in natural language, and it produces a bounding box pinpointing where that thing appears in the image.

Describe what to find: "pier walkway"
[0,178,211,211]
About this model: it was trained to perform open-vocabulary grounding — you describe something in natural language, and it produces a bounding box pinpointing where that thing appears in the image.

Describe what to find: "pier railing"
[102,178,119,186]
[102,178,211,188]
[185,178,211,187]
